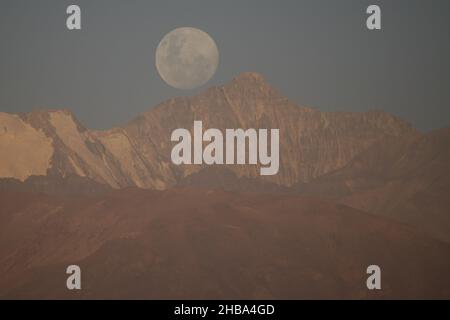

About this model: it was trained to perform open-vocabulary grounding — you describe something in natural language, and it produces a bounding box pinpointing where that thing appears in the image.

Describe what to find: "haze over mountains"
[1,188,449,299]
[0,72,449,299]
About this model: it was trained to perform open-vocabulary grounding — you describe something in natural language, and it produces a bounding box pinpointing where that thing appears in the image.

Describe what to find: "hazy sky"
[0,0,449,131]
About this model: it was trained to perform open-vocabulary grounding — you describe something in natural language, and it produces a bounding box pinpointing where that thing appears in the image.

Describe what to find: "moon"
[155,27,219,90]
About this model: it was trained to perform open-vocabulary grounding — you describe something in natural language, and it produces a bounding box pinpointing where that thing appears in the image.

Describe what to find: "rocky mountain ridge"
[0,72,418,189]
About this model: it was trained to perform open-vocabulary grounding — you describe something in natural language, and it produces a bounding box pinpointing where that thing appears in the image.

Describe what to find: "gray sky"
[0,0,449,131]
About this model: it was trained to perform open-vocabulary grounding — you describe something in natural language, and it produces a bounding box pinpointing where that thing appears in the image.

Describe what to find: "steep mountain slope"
[0,188,449,299]
[0,109,134,188]
[0,112,53,180]
[294,126,450,242]
[110,72,417,188]
[0,73,418,189]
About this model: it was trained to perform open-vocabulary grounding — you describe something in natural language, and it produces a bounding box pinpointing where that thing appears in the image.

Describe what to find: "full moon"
[155,27,219,90]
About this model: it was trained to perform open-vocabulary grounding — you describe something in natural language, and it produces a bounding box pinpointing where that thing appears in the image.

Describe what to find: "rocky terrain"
[0,72,418,189]
[1,72,449,299]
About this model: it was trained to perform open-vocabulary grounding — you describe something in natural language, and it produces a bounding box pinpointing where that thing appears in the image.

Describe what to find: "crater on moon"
[155,27,219,90]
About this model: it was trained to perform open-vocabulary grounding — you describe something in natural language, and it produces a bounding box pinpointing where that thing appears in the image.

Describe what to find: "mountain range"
[0,72,449,299]
[0,72,418,189]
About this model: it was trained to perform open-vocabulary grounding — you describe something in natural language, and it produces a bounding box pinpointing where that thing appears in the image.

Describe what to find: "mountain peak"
[225,72,280,98]
[232,72,267,83]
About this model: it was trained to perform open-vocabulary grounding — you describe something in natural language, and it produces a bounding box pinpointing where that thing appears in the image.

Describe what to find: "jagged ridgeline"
[0,72,417,190]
